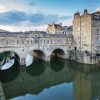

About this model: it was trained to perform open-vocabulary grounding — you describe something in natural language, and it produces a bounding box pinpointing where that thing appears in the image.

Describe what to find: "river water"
[0,58,100,100]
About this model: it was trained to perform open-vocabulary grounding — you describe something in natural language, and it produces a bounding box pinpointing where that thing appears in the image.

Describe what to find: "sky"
[0,0,100,32]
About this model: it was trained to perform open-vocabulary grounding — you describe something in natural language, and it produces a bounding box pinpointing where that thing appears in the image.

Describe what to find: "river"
[0,58,100,100]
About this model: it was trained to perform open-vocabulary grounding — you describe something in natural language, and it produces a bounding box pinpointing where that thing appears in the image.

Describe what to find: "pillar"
[45,55,50,62]
[20,58,26,65]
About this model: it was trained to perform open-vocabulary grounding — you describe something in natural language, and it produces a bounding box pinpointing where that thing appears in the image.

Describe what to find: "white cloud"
[96,7,100,11]
[0,1,73,32]
[57,17,73,26]
[0,1,37,13]
[0,4,9,12]
[0,24,47,32]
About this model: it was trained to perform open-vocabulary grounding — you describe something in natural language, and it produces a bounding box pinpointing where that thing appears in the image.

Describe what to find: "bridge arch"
[33,49,45,61]
[0,51,20,70]
[0,51,20,82]
[25,49,46,67]
[50,48,65,60]
[0,50,21,60]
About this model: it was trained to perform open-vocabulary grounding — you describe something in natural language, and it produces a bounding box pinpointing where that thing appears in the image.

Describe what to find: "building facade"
[47,23,72,35]
[73,9,100,54]
[0,9,99,65]
[0,30,74,66]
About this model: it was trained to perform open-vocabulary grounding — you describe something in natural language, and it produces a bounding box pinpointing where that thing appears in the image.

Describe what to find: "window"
[78,36,79,39]
[17,40,19,44]
[27,40,29,44]
[69,47,71,49]
[96,29,99,35]
[35,40,38,43]
[31,40,33,44]
[51,40,52,44]
[6,40,8,44]
[44,40,45,43]
[47,40,49,43]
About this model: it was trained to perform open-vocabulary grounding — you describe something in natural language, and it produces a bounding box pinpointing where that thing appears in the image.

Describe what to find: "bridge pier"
[45,55,50,62]
[20,58,26,65]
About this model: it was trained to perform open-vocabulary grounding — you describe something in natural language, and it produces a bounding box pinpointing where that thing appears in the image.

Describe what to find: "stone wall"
[0,32,74,65]
[0,82,5,100]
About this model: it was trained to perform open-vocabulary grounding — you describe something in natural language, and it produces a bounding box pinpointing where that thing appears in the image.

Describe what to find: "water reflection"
[0,58,100,100]
[26,59,45,76]
[73,64,100,100]
[0,61,20,83]
[50,57,65,72]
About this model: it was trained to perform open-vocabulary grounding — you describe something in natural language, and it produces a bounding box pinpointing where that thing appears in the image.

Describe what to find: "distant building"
[47,23,72,35]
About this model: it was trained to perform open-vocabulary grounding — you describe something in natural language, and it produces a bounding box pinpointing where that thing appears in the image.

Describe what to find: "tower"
[73,9,92,53]
[73,9,100,55]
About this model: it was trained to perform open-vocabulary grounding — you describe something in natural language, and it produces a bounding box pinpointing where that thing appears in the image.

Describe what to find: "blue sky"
[0,0,100,31]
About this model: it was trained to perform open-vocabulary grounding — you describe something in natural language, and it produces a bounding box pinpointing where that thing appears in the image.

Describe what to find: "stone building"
[73,9,100,55]
[47,23,72,35]
[0,30,74,66]
[0,9,99,65]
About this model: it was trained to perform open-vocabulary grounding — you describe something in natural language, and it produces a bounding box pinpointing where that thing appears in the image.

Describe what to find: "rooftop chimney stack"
[84,9,88,14]
[74,12,80,18]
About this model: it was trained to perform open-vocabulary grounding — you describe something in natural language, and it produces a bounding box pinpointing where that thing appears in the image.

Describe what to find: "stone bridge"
[0,32,74,65]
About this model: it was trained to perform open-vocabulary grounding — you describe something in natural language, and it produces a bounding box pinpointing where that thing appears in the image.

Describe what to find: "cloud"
[57,15,73,26]
[0,10,72,25]
[0,10,72,31]
[29,2,35,6]
[0,24,47,32]
[96,7,100,11]
[0,4,9,12]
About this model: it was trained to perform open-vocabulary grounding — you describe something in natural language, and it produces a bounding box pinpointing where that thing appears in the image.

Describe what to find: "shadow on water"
[0,60,20,83]
[50,57,65,72]
[26,58,46,77]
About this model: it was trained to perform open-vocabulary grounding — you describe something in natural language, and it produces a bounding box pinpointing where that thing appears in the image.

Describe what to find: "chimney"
[84,9,88,14]
[74,12,80,18]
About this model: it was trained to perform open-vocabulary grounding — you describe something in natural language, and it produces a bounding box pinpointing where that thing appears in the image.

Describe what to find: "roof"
[54,24,62,29]
[91,11,100,16]
[90,11,100,20]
